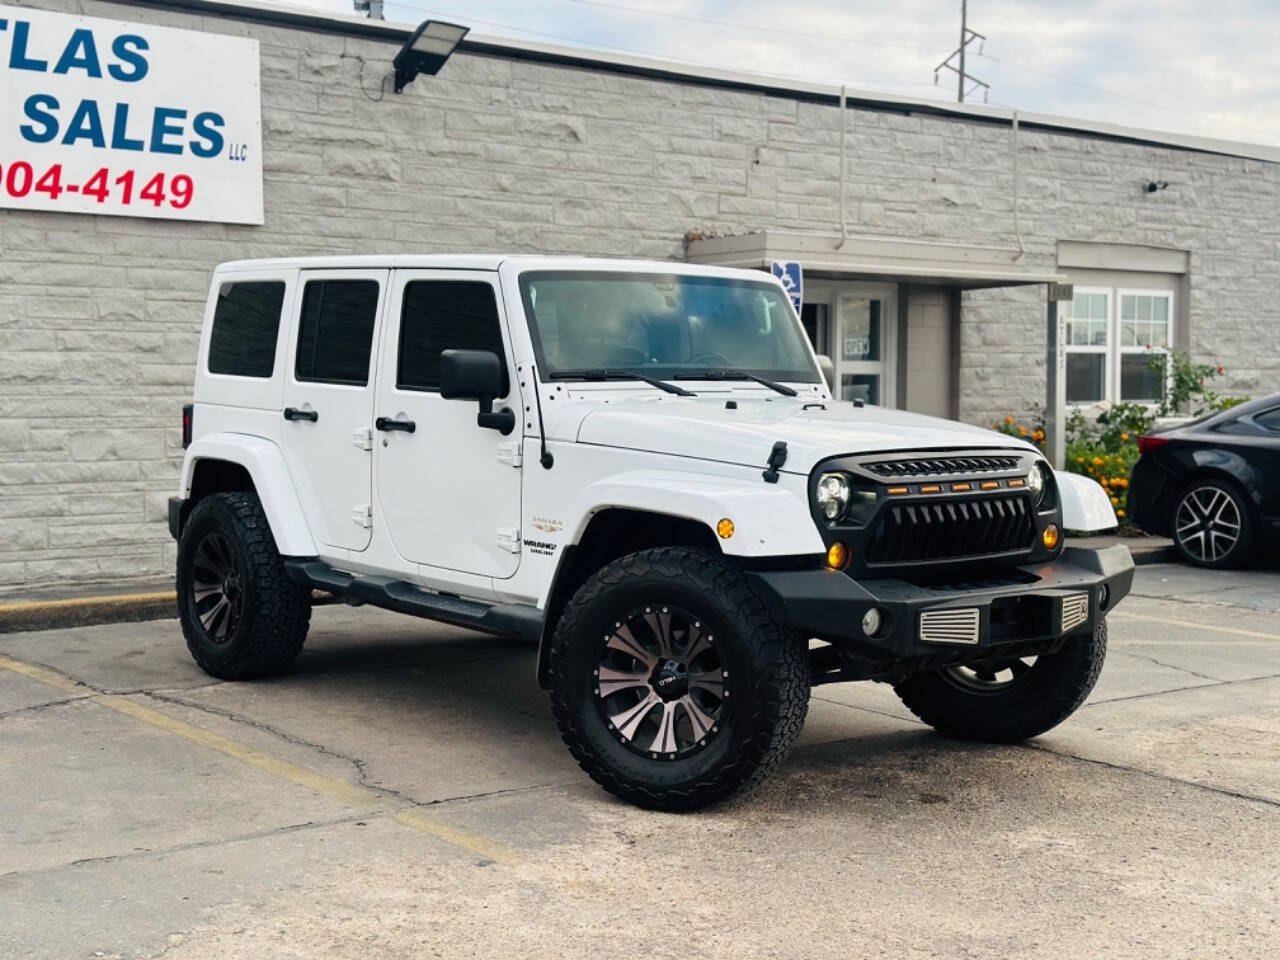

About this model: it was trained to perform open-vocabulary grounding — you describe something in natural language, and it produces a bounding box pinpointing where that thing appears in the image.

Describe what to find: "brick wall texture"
[3,0,1279,591]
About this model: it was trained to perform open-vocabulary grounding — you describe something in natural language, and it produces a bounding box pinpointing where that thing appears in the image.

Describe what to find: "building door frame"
[803,279,898,407]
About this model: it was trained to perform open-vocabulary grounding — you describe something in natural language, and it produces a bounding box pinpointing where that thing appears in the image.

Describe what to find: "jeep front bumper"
[746,545,1134,663]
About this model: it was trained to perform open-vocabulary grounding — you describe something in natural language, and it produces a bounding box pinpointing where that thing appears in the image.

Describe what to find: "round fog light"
[1042,523,1060,550]
[1098,583,1110,611]
[861,607,883,637]
[827,542,850,570]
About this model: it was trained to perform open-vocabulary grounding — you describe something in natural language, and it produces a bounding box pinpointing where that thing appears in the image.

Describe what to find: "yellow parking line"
[0,654,86,694]
[0,654,519,864]
[1110,611,1280,642]
[0,592,173,613]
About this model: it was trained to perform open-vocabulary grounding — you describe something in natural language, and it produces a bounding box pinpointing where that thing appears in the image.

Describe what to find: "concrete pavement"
[1,563,1277,959]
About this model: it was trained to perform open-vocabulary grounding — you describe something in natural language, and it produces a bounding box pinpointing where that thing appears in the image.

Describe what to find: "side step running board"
[283,559,543,642]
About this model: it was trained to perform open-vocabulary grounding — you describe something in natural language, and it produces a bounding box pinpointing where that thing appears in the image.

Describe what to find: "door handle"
[375,416,416,433]
[283,407,318,422]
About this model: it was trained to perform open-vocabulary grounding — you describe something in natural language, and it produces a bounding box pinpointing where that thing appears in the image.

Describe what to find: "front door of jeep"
[280,269,387,553]
[374,270,522,579]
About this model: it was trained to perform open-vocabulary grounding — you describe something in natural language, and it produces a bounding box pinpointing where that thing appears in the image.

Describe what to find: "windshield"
[518,271,821,384]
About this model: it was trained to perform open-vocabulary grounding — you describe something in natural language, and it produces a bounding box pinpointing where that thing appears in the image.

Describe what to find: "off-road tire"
[548,547,809,810]
[177,492,311,680]
[893,618,1108,742]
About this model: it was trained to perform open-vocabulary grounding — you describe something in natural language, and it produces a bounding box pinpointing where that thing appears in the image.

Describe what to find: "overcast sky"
[279,0,1280,147]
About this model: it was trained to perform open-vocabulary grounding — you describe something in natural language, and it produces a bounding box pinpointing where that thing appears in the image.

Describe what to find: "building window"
[295,280,380,386]
[207,281,286,379]
[1118,291,1171,402]
[397,281,508,393]
[1064,286,1173,407]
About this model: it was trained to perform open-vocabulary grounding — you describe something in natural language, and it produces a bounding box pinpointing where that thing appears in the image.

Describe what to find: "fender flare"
[180,433,317,557]
[542,469,824,609]
[1055,470,1118,533]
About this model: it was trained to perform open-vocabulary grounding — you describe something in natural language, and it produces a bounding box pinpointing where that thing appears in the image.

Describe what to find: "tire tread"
[548,547,808,810]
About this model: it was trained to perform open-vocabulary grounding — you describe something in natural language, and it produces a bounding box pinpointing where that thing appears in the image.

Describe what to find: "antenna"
[934,0,988,103]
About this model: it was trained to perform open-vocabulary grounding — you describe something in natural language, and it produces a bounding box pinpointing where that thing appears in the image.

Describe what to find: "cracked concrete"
[2,565,1278,959]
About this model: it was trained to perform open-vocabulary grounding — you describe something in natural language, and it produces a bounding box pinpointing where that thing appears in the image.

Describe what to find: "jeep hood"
[571,396,1034,475]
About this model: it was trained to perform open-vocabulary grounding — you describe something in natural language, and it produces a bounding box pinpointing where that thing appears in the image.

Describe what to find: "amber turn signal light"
[1042,523,1060,550]
[827,542,850,570]
[716,518,735,539]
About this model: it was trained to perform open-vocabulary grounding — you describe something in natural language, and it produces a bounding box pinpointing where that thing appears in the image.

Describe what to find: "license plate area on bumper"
[918,591,1093,648]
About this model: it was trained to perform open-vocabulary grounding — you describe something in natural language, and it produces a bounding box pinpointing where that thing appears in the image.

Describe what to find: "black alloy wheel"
[593,604,729,760]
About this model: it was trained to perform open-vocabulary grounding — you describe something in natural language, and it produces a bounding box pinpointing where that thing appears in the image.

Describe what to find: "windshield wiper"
[553,368,697,397]
[675,369,798,397]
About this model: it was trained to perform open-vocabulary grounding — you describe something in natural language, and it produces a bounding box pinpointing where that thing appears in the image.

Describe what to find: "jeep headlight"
[816,472,852,521]
[1027,460,1047,507]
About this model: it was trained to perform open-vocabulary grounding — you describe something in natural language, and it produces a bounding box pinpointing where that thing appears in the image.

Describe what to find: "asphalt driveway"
[2,563,1277,959]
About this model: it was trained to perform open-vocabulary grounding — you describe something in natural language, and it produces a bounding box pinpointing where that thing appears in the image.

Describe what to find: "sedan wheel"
[1173,482,1253,568]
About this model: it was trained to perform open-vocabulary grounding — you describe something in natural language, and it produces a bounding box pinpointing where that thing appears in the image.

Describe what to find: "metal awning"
[686,230,1066,290]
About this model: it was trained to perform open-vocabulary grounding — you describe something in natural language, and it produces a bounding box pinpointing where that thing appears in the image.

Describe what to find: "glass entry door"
[803,281,897,406]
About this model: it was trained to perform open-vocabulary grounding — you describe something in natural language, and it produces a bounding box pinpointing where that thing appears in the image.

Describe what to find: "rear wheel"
[893,618,1107,742]
[549,547,809,810]
[1171,479,1255,568]
[177,492,311,679]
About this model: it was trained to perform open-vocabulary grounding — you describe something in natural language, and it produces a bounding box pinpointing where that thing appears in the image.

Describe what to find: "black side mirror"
[439,349,515,434]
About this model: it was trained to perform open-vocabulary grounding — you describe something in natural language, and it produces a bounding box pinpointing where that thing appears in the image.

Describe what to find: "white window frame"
[1115,287,1174,406]
[1065,284,1175,411]
[1063,285,1111,410]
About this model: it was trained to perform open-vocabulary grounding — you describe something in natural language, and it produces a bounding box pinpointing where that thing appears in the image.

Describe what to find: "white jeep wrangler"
[170,255,1132,810]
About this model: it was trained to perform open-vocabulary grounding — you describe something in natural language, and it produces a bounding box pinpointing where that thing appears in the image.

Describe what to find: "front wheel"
[548,547,809,810]
[893,618,1108,742]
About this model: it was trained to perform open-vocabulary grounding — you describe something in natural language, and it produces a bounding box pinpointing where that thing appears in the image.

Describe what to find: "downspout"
[1011,110,1025,262]
[836,85,848,249]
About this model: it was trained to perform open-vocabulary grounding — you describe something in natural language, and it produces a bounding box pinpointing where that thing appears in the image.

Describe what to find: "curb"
[0,592,177,635]
[1130,544,1177,566]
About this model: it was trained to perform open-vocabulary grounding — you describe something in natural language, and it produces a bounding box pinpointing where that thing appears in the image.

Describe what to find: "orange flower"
[1005,415,1014,426]
[1121,432,1130,442]
[1018,426,1028,436]
[1076,456,1085,464]
[1117,509,1125,518]
[1092,456,1104,466]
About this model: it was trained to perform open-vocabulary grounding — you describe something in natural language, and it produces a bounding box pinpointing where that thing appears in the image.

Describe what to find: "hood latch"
[762,441,788,484]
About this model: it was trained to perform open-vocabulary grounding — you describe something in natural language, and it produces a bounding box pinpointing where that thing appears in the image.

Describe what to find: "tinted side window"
[1255,407,1280,433]
[208,281,286,378]
[398,281,508,393]
[295,280,380,386]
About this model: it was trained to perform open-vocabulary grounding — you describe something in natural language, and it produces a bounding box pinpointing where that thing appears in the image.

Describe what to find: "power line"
[382,2,943,92]
[565,0,1278,142]
[384,0,1277,144]
[977,50,1280,143]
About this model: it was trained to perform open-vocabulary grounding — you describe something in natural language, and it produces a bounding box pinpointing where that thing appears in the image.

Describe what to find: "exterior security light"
[394,20,469,93]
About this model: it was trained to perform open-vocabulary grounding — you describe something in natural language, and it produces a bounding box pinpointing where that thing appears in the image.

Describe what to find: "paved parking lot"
[2,563,1278,960]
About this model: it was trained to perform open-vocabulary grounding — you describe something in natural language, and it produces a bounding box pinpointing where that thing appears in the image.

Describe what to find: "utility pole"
[935,0,988,103]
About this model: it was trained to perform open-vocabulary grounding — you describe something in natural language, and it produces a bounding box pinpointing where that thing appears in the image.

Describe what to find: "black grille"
[866,495,1035,564]
[863,456,1021,478]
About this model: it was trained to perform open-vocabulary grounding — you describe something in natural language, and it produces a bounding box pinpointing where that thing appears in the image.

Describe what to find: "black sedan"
[1130,393,1280,568]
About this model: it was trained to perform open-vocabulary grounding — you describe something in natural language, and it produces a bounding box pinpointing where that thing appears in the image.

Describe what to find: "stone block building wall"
[2,0,1278,590]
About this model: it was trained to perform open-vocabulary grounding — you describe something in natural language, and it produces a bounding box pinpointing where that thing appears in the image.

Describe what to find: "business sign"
[0,5,262,224]
[771,260,803,315]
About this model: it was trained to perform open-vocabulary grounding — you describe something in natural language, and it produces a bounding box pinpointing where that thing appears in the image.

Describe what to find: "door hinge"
[352,427,374,451]
[352,504,373,528]
[496,526,521,553]
[497,441,523,468]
